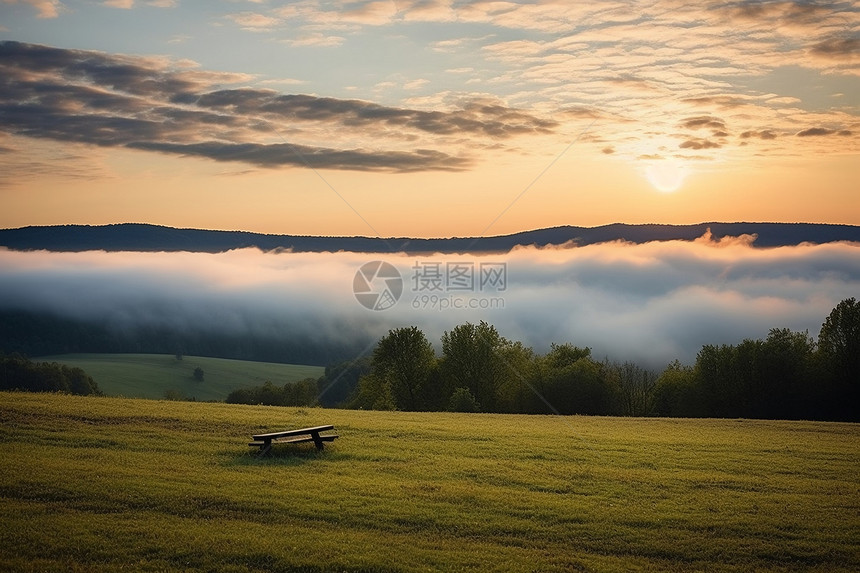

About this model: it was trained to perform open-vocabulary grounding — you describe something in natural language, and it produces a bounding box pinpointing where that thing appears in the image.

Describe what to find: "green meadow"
[37,353,324,400]
[0,392,858,572]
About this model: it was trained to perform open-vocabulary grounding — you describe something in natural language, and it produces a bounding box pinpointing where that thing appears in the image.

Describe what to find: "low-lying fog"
[2,233,858,368]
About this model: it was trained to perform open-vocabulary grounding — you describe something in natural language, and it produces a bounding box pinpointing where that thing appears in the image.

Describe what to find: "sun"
[644,159,689,193]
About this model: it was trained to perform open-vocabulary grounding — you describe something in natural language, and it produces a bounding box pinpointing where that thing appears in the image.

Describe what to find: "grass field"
[0,392,858,572]
[37,353,325,400]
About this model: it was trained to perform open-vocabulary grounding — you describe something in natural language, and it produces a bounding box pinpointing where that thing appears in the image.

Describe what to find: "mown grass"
[36,353,324,400]
[0,392,857,572]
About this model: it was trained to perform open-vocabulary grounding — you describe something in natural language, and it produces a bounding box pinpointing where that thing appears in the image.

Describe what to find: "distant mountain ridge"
[1,222,858,253]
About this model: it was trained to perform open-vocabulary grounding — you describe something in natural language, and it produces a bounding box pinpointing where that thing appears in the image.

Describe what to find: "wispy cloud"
[3,0,63,18]
[284,33,345,47]
[104,0,134,8]
[403,78,430,91]
[796,127,854,137]
[193,90,556,137]
[226,12,281,32]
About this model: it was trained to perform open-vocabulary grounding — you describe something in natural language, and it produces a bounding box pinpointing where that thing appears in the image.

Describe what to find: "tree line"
[0,353,102,396]
[229,298,858,422]
[226,379,319,407]
[8,297,853,421]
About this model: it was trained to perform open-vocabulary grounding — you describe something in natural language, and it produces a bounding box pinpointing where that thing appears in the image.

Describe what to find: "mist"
[1,235,857,368]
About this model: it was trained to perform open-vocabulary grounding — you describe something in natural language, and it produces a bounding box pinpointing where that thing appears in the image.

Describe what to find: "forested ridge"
[2,222,859,253]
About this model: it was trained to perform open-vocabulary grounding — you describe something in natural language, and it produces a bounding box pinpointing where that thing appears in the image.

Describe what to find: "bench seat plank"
[279,434,338,444]
[252,425,334,441]
[250,435,338,446]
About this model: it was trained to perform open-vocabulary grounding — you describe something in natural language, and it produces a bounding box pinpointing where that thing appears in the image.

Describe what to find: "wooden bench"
[249,425,338,456]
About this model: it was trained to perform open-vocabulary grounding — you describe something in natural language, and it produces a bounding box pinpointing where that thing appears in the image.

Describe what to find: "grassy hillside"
[37,353,324,400]
[1,393,858,572]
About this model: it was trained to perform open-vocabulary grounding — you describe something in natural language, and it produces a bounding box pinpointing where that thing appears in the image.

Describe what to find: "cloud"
[127,141,469,172]
[6,1,858,170]
[0,237,857,369]
[808,37,860,61]
[227,12,281,31]
[724,1,834,26]
[679,138,721,150]
[0,41,555,172]
[395,0,859,162]
[403,78,430,90]
[189,90,557,137]
[148,0,860,166]
[680,96,750,110]
[680,116,727,131]
[2,0,63,18]
[796,127,853,137]
[740,130,777,140]
[339,0,399,25]
[767,96,802,105]
[285,33,345,47]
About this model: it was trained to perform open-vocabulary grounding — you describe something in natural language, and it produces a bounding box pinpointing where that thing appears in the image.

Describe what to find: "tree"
[494,341,538,413]
[819,298,860,366]
[612,361,658,417]
[653,360,700,417]
[818,298,860,421]
[370,327,436,411]
[695,343,747,417]
[163,389,186,401]
[531,344,618,415]
[440,321,508,412]
[193,367,204,382]
[447,387,479,412]
[255,381,283,406]
[280,378,318,406]
[692,329,818,420]
[542,355,615,415]
[544,343,591,370]
[756,328,815,419]
[317,356,371,407]
[350,373,396,410]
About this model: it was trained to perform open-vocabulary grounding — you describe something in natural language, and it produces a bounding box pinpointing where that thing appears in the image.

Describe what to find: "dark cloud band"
[0,41,554,172]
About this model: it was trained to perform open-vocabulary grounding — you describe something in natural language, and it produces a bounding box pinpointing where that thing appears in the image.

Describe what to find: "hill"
[1,392,858,572]
[1,222,859,253]
[37,353,324,401]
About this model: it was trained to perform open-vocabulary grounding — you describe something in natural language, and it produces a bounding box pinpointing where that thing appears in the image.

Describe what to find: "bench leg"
[310,432,324,451]
[256,442,272,458]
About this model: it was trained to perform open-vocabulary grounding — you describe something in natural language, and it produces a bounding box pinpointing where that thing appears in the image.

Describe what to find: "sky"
[0,0,858,237]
